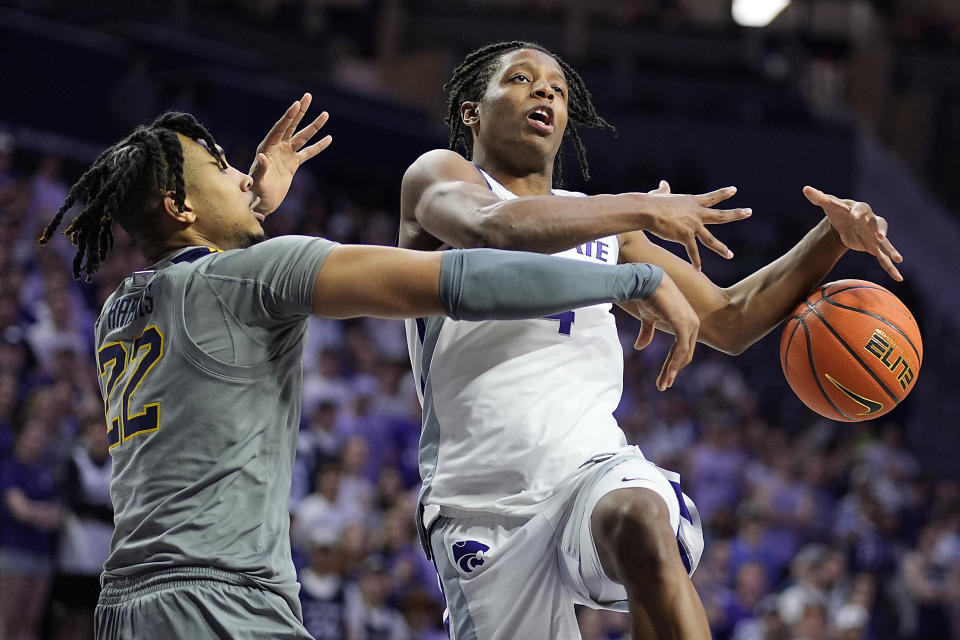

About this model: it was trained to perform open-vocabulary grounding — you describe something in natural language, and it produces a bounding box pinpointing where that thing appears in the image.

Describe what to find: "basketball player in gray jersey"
[38,97,701,639]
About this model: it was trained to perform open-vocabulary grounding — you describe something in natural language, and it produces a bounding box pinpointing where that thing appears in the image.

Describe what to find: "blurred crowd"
[0,129,958,640]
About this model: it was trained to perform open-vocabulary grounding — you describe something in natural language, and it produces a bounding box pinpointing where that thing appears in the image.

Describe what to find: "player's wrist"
[626,262,664,301]
[612,192,660,231]
[819,216,847,252]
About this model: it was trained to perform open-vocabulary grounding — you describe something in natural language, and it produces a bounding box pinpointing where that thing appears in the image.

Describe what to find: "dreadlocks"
[445,41,614,185]
[38,112,226,281]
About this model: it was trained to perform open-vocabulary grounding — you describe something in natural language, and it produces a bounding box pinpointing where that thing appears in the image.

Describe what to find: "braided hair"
[445,41,614,185]
[38,112,226,281]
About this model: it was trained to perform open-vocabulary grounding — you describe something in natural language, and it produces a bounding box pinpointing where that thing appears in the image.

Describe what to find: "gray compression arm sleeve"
[439,248,664,321]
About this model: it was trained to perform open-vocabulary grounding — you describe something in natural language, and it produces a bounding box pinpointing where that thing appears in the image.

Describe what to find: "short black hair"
[445,40,614,185]
[38,112,225,281]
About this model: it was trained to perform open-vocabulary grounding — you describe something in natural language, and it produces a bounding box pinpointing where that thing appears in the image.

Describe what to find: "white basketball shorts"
[424,446,703,640]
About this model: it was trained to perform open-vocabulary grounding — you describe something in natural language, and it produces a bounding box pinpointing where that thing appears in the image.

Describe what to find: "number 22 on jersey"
[96,325,165,450]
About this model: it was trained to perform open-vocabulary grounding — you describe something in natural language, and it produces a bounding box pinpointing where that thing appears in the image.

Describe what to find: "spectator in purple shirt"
[0,415,62,639]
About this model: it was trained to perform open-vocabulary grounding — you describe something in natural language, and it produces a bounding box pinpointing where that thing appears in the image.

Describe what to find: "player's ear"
[161,191,195,224]
[460,101,480,127]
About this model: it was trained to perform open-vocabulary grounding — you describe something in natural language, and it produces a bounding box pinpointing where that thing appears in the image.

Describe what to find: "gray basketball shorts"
[95,566,312,640]
[427,446,704,640]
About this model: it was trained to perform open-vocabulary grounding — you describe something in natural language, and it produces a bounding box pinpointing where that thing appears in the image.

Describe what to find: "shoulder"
[402,149,486,192]
[406,148,472,175]
[247,235,338,253]
[204,236,337,272]
[188,236,339,298]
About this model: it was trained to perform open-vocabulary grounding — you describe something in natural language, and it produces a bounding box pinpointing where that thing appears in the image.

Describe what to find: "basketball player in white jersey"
[399,41,903,640]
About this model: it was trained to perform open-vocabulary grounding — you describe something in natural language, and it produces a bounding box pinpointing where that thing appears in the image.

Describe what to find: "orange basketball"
[779,279,922,422]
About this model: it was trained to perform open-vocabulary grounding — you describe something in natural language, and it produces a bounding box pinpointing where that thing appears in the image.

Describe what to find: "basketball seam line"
[822,299,921,364]
[806,284,884,322]
[811,284,886,323]
[802,320,853,420]
[794,289,830,323]
[808,306,901,404]
[825,285,886,296]
[782,314,805,373]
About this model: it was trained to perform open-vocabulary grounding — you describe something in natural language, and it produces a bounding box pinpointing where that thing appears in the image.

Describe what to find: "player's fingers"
[299,92,312,112]
[802,185,832,207]
[634,321,656,350]
[698,186,737,206]
[297,135,333,162]
[658,331,694,391]
[803,185,847,211]
[261,101,300,147]
[875,225,903,263]
[674,326,697,387]
[683,328,698,381]
[875,250,904,282]
[649,179,671,195]
[703,207,752,224]
[290,111,330,150]
[657,345,675,391]
[697,228,734,259]
[250,152,269,179]
[870,215,901,257]
[685,238,702,271]
[284,93,312,139]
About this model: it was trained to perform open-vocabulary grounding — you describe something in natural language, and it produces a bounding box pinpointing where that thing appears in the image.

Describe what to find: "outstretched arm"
[619,186,903,355]
[400,149,751,270]
[312,244,697,389]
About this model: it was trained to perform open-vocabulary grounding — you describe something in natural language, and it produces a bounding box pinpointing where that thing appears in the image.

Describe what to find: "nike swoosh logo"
[622,477,645,482]
[824,373,884,416]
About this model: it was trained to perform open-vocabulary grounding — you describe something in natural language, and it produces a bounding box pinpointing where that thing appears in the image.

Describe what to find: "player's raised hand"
[803,186,904,281]
[250,93,333,215]
[628,272,699,391]
[638,181,752,272]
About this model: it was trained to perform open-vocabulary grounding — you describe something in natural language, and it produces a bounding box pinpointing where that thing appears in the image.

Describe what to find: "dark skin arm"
[619,217,844,355]
[619,184,903,355]
[310,243,696,389]
[311,245,446,319]
[313,242,699,390]
[400,149,750,388]
[399,149,750,269]
[402,151,903,360]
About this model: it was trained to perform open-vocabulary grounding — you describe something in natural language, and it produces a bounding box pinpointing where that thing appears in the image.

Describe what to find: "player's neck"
[472,152,553,196]
[145,231,222,264]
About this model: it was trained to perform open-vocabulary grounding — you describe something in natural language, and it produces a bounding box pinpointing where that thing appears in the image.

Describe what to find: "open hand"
[250,93,332,215]
[803,186,903,281]
[642,181,752,271]
[627,271,699,391]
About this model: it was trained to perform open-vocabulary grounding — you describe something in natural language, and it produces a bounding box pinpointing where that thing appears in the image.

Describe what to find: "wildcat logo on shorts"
[452,540,489,574]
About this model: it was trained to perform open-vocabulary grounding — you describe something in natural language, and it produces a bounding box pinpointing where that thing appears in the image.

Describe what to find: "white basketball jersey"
[405,168,629,517]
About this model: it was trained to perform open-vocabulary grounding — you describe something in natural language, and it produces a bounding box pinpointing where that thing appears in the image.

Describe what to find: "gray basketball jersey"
[94,235,336,617]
